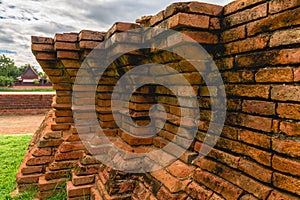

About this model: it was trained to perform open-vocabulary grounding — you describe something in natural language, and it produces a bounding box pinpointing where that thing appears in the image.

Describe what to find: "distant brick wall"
[0,94,54,115]
[16,0,300,199]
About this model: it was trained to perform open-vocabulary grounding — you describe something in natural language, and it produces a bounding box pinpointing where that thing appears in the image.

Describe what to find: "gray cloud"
[0,0,233,66]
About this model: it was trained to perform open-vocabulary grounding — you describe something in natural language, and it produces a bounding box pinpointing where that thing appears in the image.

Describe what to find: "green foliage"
[0,134,33,200]
[0,55,20,79]
[0,76,14,86]
[33,79,39,85]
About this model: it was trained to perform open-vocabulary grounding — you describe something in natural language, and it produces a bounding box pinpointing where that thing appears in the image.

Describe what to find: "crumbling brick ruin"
[16,0,300,199]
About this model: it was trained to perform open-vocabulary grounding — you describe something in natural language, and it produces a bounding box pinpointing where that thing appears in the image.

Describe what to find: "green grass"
[0,134,68,200]
[0,88,54,92]
[0,134,33,199]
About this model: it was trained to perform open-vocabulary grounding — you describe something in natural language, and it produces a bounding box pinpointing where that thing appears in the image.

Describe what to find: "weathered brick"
[225,34,269,54]
[54,42,79,51]
[166,13,210,29]
[223,3,267,27]
[193,169,243,199]
[32,44,54,52]
[221,25,246,43]
[79,30,104,41]
[270,27,300,47]
[271,86,300,102]
[55,33,78,42]
[57,51,79,59]
[167,160,195,179]
[238,158,272,183]
[157,186,187,200]
[247,7,300,36]
[67,181,92,197]
[279,121,300,137]
[277,103,300,120]
[255,67,294,82]
[151,169,191,193]
[272,137,300,157]
[224,0,266,15]
[272,155,300,176]
[273,172,300,195]
[226,85,270,99]
[185,181,213,200]
[269,0,300,14]
[238,129,271,149]
[242,100,275,116]
[294,67,300,82]
[32,36,53,44]
[268,190,300,200]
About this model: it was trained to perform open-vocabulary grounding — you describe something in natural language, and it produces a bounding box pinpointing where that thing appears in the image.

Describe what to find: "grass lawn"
[0,135,67,200]
[0,134,34,199]
[0,88,54,92]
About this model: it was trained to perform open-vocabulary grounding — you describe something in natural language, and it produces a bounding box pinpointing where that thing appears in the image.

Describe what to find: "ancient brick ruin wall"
[0,94,54,115]
[16,0,300,199]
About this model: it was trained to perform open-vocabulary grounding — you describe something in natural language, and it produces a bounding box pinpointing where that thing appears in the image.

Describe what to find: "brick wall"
[0,94,54,115]
[16,0,300,199]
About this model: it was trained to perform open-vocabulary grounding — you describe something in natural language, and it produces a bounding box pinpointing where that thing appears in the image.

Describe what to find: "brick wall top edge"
[79,30,106,41]
[54,33,79,42]
[224,0,266,16]
[31,36,54,44]
[105,22,140,39]
[136,1,223,27]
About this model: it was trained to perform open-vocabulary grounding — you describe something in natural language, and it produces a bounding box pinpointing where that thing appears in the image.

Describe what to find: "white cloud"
[0,0,233,66]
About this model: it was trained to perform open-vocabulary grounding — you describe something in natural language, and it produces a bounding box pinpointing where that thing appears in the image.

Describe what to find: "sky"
[0,0,233,69]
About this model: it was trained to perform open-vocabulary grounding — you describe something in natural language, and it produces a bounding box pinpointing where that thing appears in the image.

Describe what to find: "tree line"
[0,54,46,86]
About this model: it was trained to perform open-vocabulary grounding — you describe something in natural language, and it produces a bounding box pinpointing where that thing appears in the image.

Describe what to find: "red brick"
[221,25,246,43]
[272,137,300,157]
[238,158,272,183]
[238,129,271,149]
[27,156,53,166]
[242,100,275,116]
[209,17,220,30]
[55,33,78,42]
[32,148,52,157]
[79,41,101,49]
[226,85,270,99]
[156,186,187,200]
[167,160,195,179]
[294,67,300,82]
[208,148,240,168]
[57,51,79,59]
[72,173,95,186]
[49,161,76,171]
[271,86,300,102]
[224,0,266,15]
[239,194,259,200]
[105,22,140,38]
[225,34,269,54]
[223,3,267,27]
[55,42,79,51]
[35,52,56,60]
[272,155,300,176]
[119,130,153,145]
[38,176,66,191]
[273,172,300,195]
[151,169,191,193]
[268,190,300,200]
[270,27,300,47]
[279,121,300,137]
[185,181,213,200]
[247,7,300,36]
[240,143,271,166]
[32,44,54,52]
[67,181,92,197]
[181,31,218,44]
[277,103,300,120]
[241,114,272,133]
[269,0,300,14]
[255,67,294,82]
[215,57,234,70]
[59,143,86,153]
[32,36,53,44]
[16,172,41,184]
[193,169,243,199]
[79,30,104,41]
[166,13,210,29]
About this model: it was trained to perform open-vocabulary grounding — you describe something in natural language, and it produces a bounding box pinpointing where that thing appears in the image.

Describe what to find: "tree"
[0,54,20,79]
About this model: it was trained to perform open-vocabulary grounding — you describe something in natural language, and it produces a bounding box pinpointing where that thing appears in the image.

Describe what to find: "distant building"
[16,66,50,86]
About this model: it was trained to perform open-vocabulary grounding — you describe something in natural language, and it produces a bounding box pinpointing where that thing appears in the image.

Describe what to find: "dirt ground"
[0,114,45,134]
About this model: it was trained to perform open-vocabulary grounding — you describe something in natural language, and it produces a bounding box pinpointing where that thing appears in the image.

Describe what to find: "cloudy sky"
[0,0,232,68]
